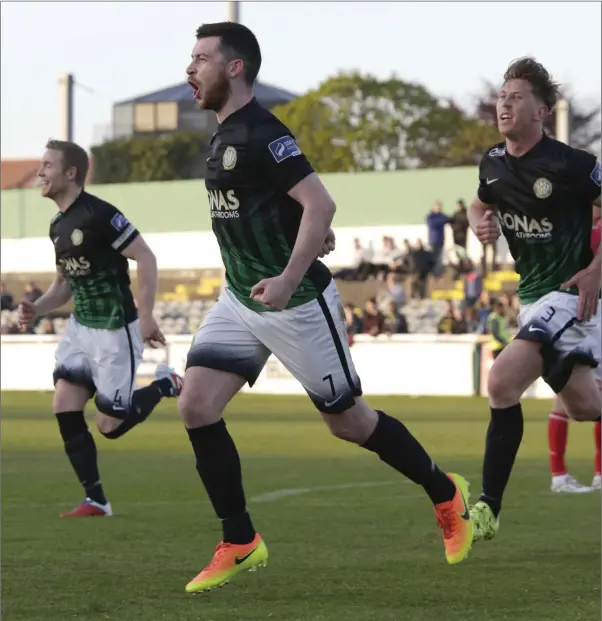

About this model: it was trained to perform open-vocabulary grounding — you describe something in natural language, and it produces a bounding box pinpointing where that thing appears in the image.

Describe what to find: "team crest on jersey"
[71,229,84,246]
[533,178,553,199]
[222,146,237,170]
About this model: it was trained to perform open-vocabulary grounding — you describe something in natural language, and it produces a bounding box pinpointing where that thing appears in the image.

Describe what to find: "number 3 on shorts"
[540,307,555,323]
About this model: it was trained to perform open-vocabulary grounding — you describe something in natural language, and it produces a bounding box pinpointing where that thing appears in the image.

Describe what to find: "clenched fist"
[476,210,500,244]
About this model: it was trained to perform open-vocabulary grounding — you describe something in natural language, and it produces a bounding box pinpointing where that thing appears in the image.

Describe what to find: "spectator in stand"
[499,292,518,328]
[333,238,373,282]
[463,260,483,308]
[389,239,415,276]
[384,238,405,276]
[1,281,15,311]
[509,294,520,328]
[370,236,398,279]
[378,271,406,310]
[487,298,511,359]
[481,237,499,277]
[465,306,481,333]
[343,303,362,336]
[426,201,450,280]
[437,304,454,334]
[476,291,491,333]
[450,199,470,269]
[37,317,56,335]
[362,298,385,336]
[410,240,434,300]
[383,301,409,335]
[451,308,468,334]
[23,281,43,304]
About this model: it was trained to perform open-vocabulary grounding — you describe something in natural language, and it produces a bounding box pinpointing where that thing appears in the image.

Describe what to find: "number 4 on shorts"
[113,390,123,408]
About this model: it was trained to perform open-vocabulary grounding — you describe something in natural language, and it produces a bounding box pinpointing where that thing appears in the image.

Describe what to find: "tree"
[272,72,467,172]
[443,117,502,166]
[91,131,209,184]
[475,82,601,152]
[271,92,356,173]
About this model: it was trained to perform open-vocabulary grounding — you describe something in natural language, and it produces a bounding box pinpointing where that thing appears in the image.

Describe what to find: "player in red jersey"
[547,206,601,492]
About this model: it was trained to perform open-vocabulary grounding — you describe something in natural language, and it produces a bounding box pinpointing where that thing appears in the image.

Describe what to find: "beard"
[197,72,231,112]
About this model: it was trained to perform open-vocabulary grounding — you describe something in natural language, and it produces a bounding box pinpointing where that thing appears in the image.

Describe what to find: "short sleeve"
[568,149,601,204]
[251,123,315,193]
[477,153,495,205]
[96,204,139,253]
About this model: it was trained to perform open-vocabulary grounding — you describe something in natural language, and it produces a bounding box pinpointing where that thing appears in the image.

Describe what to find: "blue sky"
[1,1,600,159]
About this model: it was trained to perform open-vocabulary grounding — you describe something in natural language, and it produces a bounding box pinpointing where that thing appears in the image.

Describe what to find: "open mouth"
[187,79,200,100]
[499,113,512,121]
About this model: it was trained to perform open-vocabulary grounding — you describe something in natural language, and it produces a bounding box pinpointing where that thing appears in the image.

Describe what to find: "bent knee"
[95,413,122,436]
[487,371,521,406]
[53,379,91,413]
[178,390,222,427]
[322,402,378,444]
[326,420,362,443]
[568,401,600,422]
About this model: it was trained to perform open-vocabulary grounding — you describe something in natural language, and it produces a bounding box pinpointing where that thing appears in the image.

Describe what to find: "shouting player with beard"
[179,21,474,593]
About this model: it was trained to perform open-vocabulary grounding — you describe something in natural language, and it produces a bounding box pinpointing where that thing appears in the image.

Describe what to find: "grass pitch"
[2,392,600,621]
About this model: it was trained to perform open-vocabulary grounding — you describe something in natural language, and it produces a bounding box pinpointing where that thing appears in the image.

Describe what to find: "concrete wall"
[1,166,479,238]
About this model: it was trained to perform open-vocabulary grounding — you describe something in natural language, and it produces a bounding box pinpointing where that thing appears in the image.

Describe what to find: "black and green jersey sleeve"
[96,205,140,254]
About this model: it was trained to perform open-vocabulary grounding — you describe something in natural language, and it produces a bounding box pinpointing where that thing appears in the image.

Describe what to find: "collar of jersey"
[218,98,259,127]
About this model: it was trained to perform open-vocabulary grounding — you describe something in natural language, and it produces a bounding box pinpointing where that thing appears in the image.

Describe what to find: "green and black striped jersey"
[478,135,601,304]
[49,191,139,329]
[205,98,332,312]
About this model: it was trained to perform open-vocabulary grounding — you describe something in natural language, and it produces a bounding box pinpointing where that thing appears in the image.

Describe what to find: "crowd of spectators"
[332,198,516,340]
[341,289,519,340]
[1,197,510,340]
[334,198,500,293]
[1,280,47,334]
[435,292,519,336]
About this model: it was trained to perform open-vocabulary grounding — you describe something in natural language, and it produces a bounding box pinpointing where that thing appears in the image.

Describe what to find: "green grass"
[2,392,600,621]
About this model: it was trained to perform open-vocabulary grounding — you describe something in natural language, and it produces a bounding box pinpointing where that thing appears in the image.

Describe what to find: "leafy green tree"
[91,131,209,184]
[273,72,468,171]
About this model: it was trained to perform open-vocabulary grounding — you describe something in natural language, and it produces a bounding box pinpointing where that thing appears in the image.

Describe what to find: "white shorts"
[54,316,144,413]
[186,279,362,413]
[518,291,601,381]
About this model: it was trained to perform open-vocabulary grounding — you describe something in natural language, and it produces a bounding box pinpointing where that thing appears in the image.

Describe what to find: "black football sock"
[100,385,165,439]
[479,403,524,517]
[130,384,165,423]
[187,419,255,545]
[56,411,107,505]
[362,410,455,505]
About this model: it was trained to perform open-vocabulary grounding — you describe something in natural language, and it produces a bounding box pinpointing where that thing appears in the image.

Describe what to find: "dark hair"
[45,139,89,186]
[503,57,561,111]
[196,22,261,85]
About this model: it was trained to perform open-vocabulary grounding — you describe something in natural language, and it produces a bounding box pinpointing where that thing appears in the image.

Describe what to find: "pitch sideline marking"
[2,470,572,509]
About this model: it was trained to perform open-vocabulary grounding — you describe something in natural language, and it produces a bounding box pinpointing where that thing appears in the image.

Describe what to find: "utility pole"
[58,73,74,142]
[227,1,240,23]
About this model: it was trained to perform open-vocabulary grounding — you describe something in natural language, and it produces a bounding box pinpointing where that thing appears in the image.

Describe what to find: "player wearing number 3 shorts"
[466,57,602,543]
